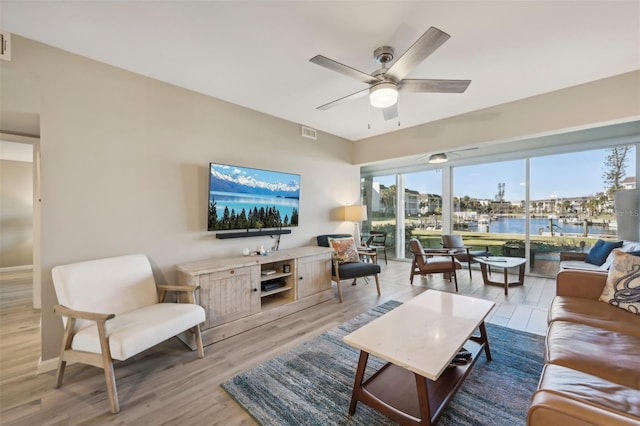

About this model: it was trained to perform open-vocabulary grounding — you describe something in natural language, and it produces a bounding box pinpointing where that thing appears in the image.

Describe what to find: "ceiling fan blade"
[399,79,471,93]
[310,55,382,85]
[449,147,478,154]
[316,88,369,110]
[381,104,398,121]
[385,27,450,82]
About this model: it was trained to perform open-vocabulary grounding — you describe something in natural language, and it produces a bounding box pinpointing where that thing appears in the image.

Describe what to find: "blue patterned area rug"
[221,300,544,425]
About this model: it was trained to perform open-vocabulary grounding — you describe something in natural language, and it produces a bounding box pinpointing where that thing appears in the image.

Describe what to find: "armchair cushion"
[52,254,160,331]
[584,239,623,266]
[72,302,205,360]
[328,236,360,263]
[442,234,464,248]
[336,261,381,279]
[316,234,352,248]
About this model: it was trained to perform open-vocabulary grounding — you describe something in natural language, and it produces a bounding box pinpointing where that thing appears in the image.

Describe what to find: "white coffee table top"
[474,256,526,268]
[343,290,495,381]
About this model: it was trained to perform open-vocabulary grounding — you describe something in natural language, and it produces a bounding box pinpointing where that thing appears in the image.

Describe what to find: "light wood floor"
[0,261,555,425]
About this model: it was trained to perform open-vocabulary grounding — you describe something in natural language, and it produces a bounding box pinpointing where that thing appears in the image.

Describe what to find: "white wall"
[2,35,360,362]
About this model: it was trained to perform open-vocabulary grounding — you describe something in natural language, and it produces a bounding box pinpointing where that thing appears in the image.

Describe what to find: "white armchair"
[52,254,205,413]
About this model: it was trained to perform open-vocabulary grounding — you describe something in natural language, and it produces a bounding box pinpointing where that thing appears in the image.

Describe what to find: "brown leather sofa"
[527,270,640,426]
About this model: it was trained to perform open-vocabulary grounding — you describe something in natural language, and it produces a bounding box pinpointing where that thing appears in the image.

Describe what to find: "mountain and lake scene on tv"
[208,163,300,231]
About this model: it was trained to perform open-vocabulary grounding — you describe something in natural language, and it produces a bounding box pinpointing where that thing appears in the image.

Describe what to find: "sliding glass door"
[361,142,637,278]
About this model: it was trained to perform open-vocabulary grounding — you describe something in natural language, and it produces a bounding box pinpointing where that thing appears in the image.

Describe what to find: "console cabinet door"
[198,266,260,329]
[297,253,331,299]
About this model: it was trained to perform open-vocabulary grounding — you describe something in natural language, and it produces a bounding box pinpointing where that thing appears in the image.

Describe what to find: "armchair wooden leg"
[103,359,119,414]
[336,281,343,303]
[97,321,120,413]
[55,359,67,389]
[55,318,75,388]
[453,271,459,292]
[468,261,473,280]
[374,274,381,296]
[193,325,204,358]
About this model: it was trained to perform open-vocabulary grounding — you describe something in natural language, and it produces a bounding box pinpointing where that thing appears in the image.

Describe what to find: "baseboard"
[0,264,33,272]
[37,356,63,374]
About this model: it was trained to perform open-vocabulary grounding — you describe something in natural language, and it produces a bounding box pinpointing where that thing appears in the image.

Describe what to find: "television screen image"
[208,163,300,231]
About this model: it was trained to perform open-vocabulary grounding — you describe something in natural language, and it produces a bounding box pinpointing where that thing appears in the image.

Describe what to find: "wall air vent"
[0,30,11,61]
[301,126,317,140]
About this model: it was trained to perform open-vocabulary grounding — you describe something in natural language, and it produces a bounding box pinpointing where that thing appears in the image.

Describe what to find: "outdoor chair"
[442,234,492,280]
[317,234,381,303]
[52,254,205,413]
[409,238,461,291]
[365,230,388,264]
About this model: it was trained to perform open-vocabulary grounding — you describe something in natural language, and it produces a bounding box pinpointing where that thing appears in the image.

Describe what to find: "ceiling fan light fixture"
[369,82,398,108]
[428,153,448,164]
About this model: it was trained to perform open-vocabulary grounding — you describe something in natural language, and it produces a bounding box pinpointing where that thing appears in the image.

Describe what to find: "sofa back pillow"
[585,239,623,266]
[599,249,640,315]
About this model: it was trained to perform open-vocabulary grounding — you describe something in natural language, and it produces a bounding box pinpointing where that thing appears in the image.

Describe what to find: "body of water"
[474,217,613,236]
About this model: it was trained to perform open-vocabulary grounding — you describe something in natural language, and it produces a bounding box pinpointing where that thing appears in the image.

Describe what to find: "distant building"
[419,193,442,214]
[621,176,636,190]
[405,189,420,215]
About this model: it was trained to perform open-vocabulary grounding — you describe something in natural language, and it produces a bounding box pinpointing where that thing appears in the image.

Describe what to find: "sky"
[375,147,637,201]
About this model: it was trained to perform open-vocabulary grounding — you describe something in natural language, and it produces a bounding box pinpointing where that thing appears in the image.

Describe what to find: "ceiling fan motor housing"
[374,46,394,66]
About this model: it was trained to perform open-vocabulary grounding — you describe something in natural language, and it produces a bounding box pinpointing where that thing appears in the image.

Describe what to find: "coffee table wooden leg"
[480,263,490,284]
[479,321,492,361]
[503,268,509,295]
[415,374,433,425]
[349,350,370,415]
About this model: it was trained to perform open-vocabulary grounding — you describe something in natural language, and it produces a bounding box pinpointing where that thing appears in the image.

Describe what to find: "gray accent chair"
[442,234,492,280]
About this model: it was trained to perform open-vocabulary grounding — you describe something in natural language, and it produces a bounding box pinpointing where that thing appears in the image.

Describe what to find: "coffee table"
[475,256,526,295]
[343,290,495,425]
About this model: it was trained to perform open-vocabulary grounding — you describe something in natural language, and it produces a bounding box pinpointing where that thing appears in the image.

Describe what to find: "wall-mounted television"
[208,163,300,231]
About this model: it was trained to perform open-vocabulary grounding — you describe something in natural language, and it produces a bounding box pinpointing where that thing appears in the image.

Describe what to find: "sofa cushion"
[529,363,640,424]
[549,296,640,337]
[599,250,640,315]
[585,239,623,266]
[72,302,206,360]
[546,321,640,389]
[559,260,608,272]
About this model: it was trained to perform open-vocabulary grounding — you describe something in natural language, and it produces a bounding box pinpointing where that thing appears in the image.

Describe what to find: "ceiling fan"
[417,147,479,164]
[309,26,471,121]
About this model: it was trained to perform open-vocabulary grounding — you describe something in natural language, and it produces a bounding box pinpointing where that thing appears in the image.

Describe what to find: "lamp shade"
[342,205,367,222]
[369,82,398,108]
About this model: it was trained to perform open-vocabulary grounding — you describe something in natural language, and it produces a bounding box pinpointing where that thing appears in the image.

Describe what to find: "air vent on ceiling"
[301,126,317,140]
[0,30,11,61]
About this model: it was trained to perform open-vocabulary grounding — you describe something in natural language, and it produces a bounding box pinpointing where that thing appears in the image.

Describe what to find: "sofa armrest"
[559,251,588,261]
[556,270,608,299]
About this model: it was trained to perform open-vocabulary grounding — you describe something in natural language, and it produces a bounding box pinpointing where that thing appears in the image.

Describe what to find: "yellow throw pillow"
[599,250,640,315]
[328,237,360,263]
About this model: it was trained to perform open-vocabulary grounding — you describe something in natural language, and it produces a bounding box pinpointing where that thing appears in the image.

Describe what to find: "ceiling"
[1,1,639,143]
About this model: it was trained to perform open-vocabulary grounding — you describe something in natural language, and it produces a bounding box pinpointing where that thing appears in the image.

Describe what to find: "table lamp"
[342,205,367,246]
